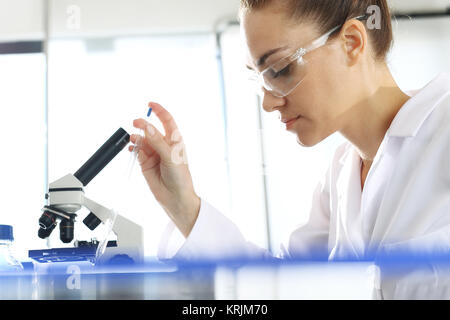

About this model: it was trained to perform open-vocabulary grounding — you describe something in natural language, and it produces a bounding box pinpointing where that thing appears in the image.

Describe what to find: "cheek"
[288,50,350,125]
[288,67,347,143]
[291,74,334,120]
[307,59,350,117]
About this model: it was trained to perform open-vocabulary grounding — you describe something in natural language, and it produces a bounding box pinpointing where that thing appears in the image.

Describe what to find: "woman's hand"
[131,102,200,238]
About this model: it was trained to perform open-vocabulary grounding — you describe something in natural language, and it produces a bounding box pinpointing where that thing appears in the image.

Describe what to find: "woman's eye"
[270,64,291,79]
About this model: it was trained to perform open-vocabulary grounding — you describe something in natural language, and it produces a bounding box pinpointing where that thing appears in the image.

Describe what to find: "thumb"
[144,123,172,163]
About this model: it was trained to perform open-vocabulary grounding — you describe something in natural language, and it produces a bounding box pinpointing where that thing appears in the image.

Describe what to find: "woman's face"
[242,6,363,147]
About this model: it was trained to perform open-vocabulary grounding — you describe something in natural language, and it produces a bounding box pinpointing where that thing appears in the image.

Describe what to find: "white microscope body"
[44,174,143,264]
[36,128,143,265]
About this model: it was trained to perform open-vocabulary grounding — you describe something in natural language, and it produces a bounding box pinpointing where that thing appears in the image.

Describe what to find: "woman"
[131,0,450,298]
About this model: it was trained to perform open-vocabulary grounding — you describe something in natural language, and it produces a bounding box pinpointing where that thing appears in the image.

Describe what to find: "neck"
[339,65,410,163]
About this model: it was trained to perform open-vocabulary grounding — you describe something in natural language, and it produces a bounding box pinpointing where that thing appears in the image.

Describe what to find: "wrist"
[170,193,201,238]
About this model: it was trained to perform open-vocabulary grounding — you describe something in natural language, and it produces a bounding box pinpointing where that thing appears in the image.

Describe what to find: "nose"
[261,88,286,113]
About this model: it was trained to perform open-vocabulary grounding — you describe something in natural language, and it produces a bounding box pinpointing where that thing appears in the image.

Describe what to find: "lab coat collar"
[338,73,450,166]
[387,73,450,138]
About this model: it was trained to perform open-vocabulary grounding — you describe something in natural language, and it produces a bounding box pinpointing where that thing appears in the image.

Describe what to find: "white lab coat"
[157,73,450,299]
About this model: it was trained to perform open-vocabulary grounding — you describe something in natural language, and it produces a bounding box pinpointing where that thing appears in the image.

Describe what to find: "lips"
[281,115,301,128]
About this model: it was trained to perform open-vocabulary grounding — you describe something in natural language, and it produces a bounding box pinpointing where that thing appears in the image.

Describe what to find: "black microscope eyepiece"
[74,128,130,187]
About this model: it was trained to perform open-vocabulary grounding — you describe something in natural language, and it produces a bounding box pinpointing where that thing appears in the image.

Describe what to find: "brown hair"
[240,0,393,60]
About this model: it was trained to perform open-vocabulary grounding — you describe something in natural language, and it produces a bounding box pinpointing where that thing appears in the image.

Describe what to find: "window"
[389,17,450,91]
[0,52,46,259]
[47,35,230,256]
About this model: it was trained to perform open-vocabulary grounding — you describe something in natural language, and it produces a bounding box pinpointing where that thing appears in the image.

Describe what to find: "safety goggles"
[248,15,368,98]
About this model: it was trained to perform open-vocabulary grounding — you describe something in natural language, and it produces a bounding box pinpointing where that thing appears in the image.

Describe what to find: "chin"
[295,130,323,148]
[296,137,317,147]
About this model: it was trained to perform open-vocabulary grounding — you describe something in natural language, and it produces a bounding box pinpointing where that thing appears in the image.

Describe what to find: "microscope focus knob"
[83,212,102,231]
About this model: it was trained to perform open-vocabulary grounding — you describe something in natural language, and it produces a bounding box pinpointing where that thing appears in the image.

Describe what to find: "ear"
[339,19,368,66]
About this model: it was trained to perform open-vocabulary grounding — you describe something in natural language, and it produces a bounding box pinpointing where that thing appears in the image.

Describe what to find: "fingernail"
[146,124,155,137]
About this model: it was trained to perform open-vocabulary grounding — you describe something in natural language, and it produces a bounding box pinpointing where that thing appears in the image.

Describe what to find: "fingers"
[130,122,171,162]
[128,139,160,170]
[148,102,179,138]
[133,118,152,131]
[131,121,171,163]
[133,103,181,141]
[130,134,155,156]
[132,103,183,165]
[138,148,161,172]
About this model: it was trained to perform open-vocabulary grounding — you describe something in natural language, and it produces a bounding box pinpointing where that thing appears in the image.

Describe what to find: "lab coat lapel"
[365,137,402,254]
[332,147,364,259]
[369,129,449,251]
[367,73,450,254]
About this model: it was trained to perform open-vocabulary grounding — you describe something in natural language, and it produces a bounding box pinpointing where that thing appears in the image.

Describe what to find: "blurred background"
[1,0,449,260]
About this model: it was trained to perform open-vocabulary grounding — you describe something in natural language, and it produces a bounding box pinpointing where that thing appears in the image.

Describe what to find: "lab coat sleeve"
[157,168,331,262]
[282,170,331,260]
[157,199,272,262]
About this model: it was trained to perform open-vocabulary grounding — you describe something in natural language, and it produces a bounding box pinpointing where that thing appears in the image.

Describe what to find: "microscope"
[29,128,144,265]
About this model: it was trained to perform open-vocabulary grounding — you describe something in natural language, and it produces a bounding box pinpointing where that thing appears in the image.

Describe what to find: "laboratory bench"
[0,259,376,300]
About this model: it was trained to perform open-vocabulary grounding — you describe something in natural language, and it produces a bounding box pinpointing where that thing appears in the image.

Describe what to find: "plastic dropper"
[128,107,152,177]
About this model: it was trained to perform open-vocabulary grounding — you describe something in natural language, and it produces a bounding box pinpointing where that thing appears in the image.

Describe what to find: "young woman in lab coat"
[131,0,450,298]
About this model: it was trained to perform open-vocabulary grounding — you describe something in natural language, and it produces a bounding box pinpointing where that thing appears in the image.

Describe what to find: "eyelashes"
[269,63,292,79]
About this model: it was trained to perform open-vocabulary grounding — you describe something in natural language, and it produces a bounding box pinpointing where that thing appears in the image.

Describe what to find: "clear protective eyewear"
[248,15,368,98]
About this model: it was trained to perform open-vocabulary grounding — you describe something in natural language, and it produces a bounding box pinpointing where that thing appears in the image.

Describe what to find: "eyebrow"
[246,46,288,70]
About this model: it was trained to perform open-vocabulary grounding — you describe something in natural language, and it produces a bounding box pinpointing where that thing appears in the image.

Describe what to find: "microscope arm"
[82,195,144,263]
